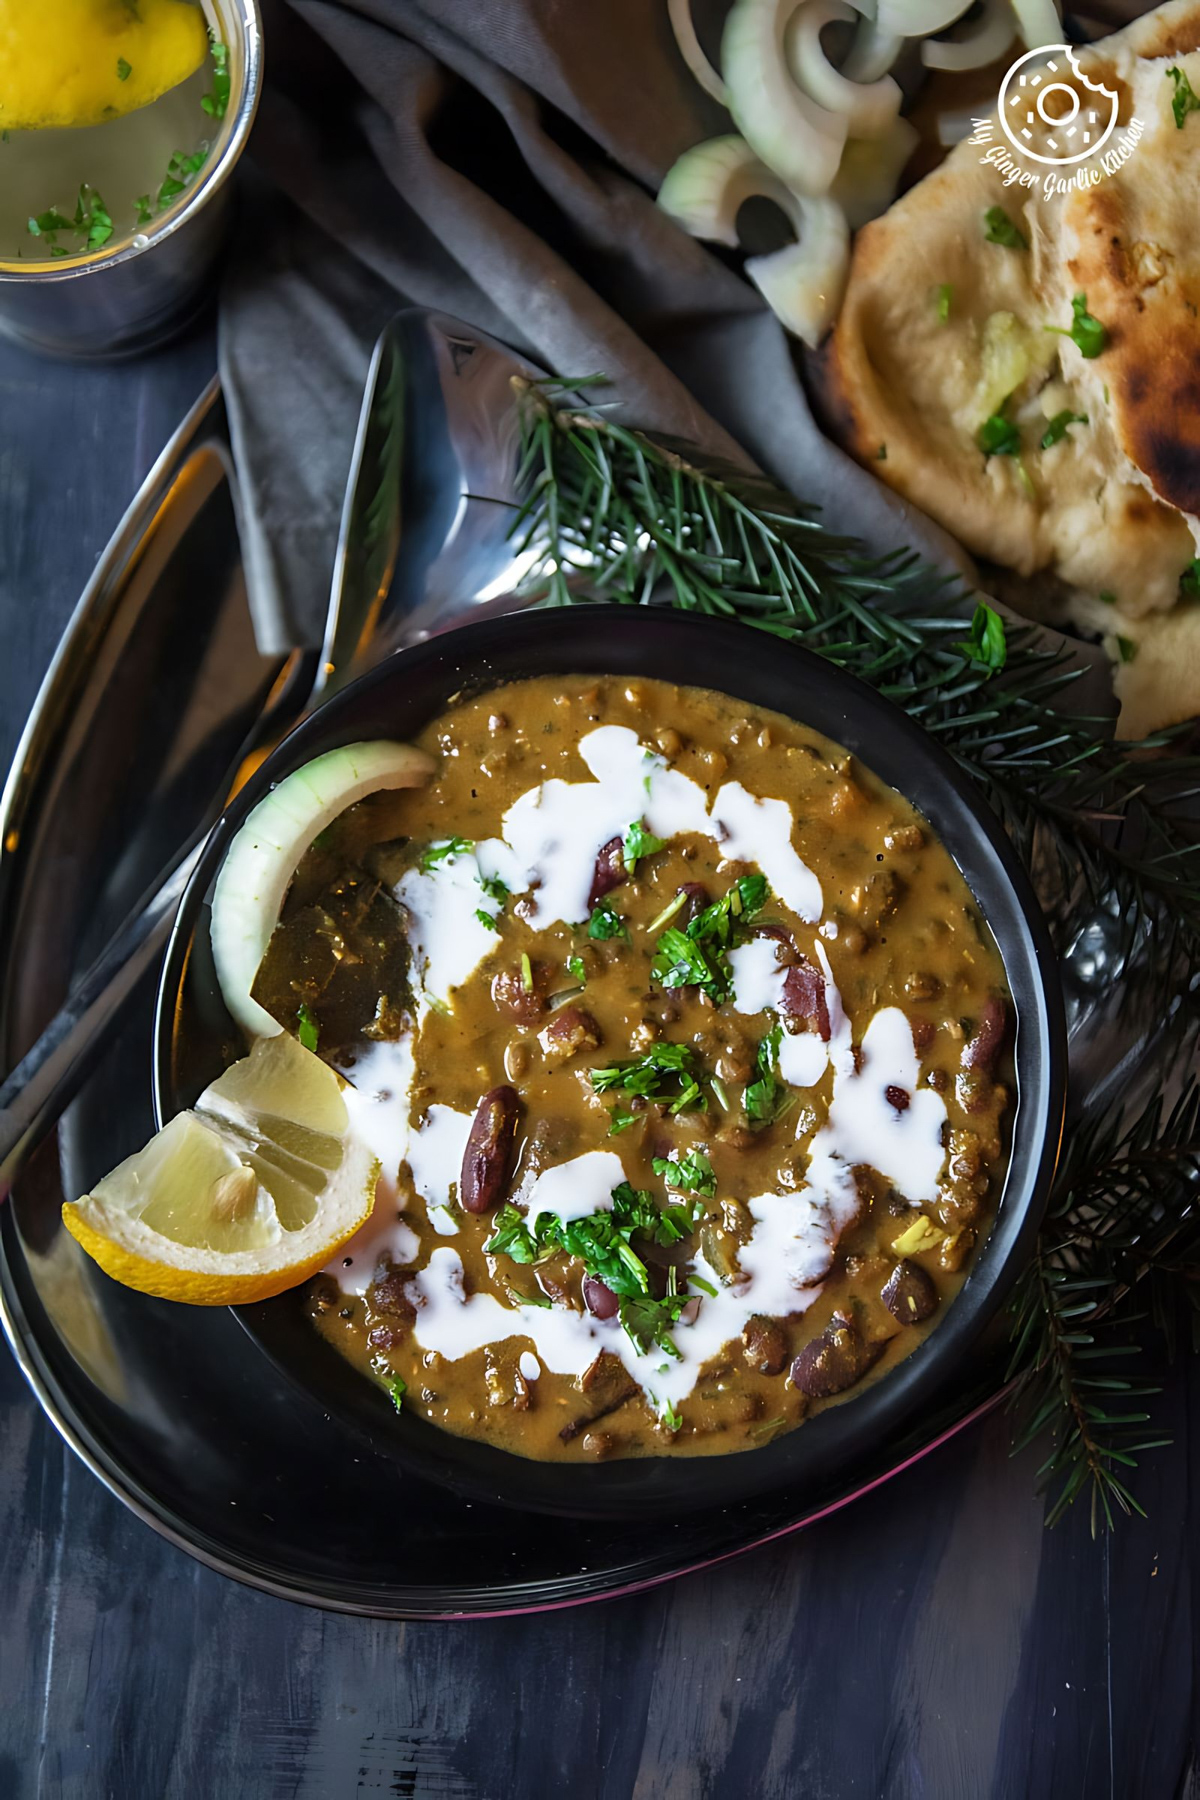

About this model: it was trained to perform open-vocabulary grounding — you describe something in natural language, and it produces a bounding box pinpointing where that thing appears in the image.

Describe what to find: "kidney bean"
[676,881,708,924]
[881,1259,939,1325]
[538,1005,602,1064]
[491,965,546,1025]
[460,1085,520,1214]
[885,1084,910,1114]
[790,1312,884,1399]
[588,836,626,908]
[583,1275,620,1320]
[370,1271,416,1320]
[779,956,831,1040]
[742,1314,789,1376]
[961,996,1009,1073]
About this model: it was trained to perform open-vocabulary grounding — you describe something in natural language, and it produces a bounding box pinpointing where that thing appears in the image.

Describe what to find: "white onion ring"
[1011,0,1061,48]
[722,0,847,198]
[745,197,851,347]
[784,0,903,138]
[842,20,904,80]
[667,0,730,105]
[876,0,976,37]
[923,0,1015,69]
[828,115,919,228]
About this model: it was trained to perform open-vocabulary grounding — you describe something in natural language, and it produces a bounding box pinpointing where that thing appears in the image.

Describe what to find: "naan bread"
[820,0,1200,736]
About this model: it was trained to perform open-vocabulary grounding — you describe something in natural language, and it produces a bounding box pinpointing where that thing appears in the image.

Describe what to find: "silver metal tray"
[0,385,1013,1618]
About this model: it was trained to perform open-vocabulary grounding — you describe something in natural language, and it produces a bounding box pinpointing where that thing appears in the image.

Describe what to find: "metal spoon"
[0,307,537,1195]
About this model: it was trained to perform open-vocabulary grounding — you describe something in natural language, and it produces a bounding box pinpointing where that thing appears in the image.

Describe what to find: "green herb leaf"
[388,1375,407,1413]
[567,953,587,984]
[474,908,499,930]
[608,1107,640,1135]
[1046,292,1108,359]
[1167,65,1200,129]
[957,601,1008,672]
[1098,590,1119,606]
[622,818,666,873]
[592,1041,704,1109]
[478,871,509,904]
[202,40,231,120]
[1179,560,1200,599]
[977,413,1021,457]
[650,875,768,1002]
[27,210,72,238]
[420,836,473,872]
[116,57,133,80]
[936,282,952,323]
[1040,409,1088,450]
[744,1024,786,1123]
[134,194,153,226]
[295,1003,320,1053]
[588,898,629,941]
[984,205,1028,249]
[1116,635,1138,664]
[652,1148,717,1197]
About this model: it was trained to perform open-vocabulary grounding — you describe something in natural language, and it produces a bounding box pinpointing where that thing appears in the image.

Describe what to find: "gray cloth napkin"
[219,0,991,657]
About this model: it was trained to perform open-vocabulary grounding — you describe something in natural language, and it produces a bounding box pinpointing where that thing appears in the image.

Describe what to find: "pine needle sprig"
[506,377,1200,1526]
[508,381,1200,973]
[1007,1074,1200,1530]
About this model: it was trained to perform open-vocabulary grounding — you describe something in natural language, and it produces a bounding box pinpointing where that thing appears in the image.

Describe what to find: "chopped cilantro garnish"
[202,40,231,120]
[388,1375,406,1413]
[474,908,499,930]
[1167,66,1200,129]
[478,871,508,904]
[27,209,72,239]
[936,283,952,323]
[567,953,587,984]
[1045,292,1108,360]
[608,1107,640,1135]
[976,413,1020,457]
[116,57,133,81]
[134,194,153,227]
[1116,635,1138,664]
[1180,560,1200,599]
[652,1148,716,1197]
[485,1182,704,1366]
[876,444,887,461]
[958,601,1007,672]
[295,1003,319,1053]
[659,1398,683,1432]
[983,205,1027,249]
[74,185,113,252]
[1097,590,1118,605]
[588,898,629,941]
[592,1042,705,1111]
[157,148,209,209]
[650,875,768,1003]
[622,819,666,873]
[420,836,473,872]
[744,1024,785,1123]
[1040,410,1087,450]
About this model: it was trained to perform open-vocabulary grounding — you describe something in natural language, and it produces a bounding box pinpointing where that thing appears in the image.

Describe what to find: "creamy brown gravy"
[287,675,1011,1461]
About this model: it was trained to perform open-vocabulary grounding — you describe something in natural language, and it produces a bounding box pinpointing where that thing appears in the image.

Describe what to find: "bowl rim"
[153,603,1067,1519]
[0,0,263,285]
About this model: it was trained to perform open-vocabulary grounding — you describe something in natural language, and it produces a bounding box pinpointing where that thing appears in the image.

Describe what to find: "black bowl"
[154,605,1065,1519]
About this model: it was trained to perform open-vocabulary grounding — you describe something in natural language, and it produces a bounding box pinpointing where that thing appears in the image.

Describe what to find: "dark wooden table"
[0,322,1196,1800]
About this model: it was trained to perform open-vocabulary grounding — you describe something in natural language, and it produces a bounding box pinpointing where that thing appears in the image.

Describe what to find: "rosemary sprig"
[507,377,1200,1526]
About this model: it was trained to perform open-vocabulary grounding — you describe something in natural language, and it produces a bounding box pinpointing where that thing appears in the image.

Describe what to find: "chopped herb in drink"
[202,40,231,120]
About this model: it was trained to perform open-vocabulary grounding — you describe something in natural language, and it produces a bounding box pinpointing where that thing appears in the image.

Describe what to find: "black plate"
[156,606,1066,1522]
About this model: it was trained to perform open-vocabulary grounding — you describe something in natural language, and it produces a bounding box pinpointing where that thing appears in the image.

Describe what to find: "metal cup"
[0,0,262,360]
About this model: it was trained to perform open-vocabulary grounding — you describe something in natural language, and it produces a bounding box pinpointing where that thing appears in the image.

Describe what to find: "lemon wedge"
[62,1034,380,1305]
[0,0,210,133]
